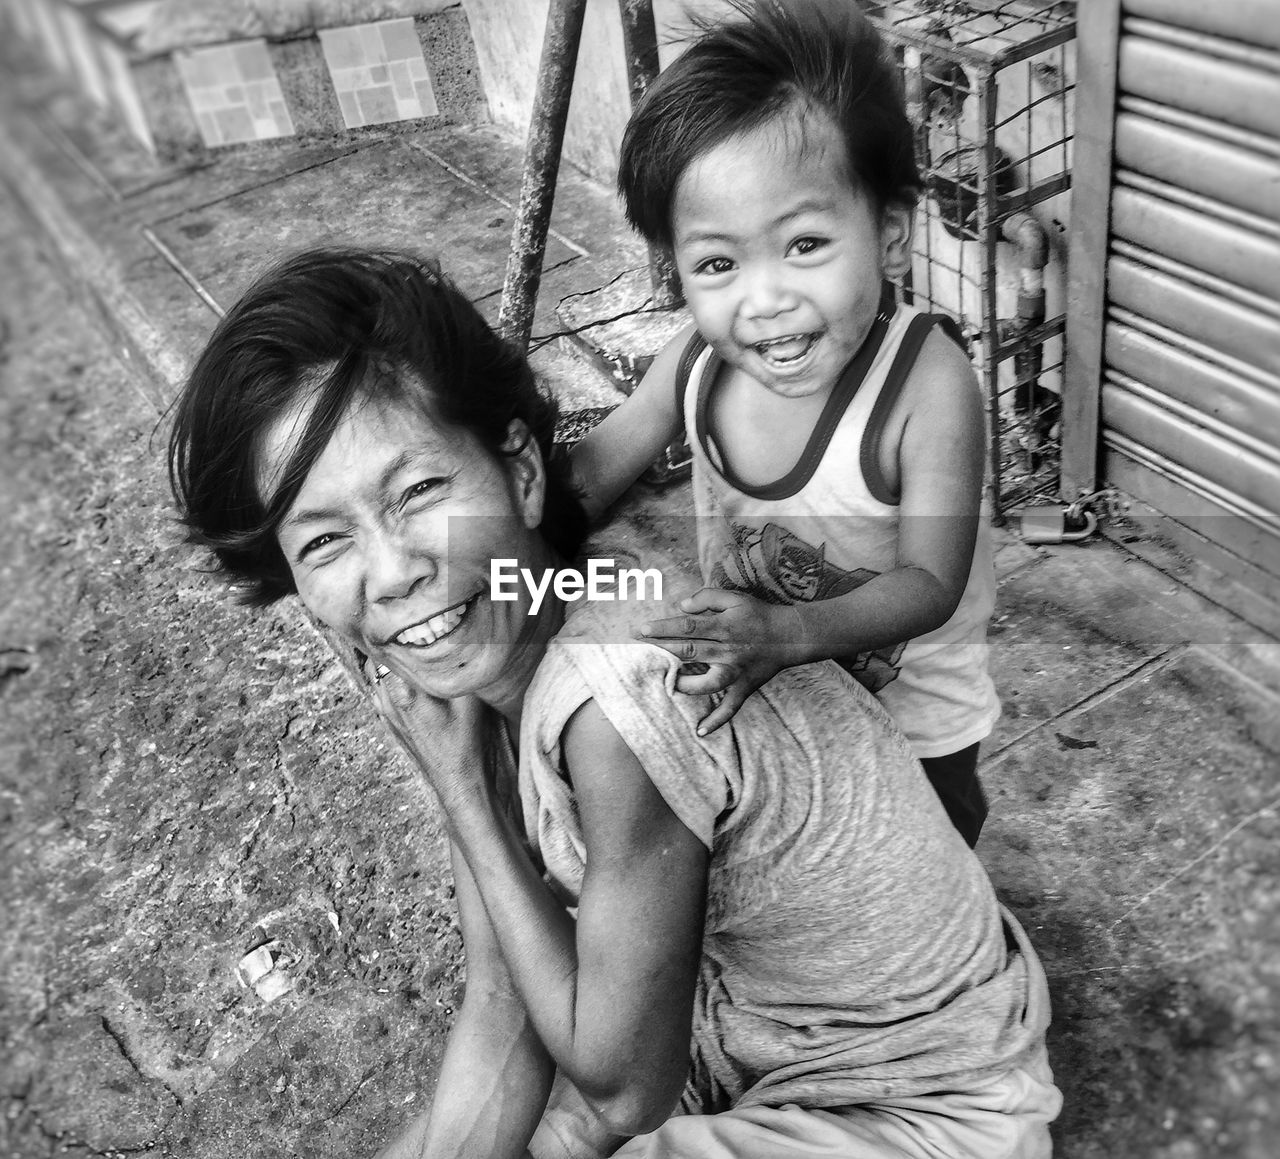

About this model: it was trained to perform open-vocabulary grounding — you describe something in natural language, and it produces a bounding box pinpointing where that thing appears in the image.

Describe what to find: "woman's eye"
[298,532,339,561]
[405,477,445,504]
[693,256,734,276]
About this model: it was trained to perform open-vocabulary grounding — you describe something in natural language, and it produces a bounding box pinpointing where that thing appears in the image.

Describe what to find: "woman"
[169,248,1060,1159]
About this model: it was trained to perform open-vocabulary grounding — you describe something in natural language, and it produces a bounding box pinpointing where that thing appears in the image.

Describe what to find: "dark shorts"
[920,742,988,847]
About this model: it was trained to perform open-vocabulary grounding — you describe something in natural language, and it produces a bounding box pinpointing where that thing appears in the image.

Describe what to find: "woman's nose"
[365,527,435,603]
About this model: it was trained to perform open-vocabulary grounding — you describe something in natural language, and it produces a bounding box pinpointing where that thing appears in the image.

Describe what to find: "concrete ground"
[2,52,1278,1159]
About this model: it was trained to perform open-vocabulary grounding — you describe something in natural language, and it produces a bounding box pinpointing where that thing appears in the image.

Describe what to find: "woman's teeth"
[755,333,816,363]
[395,598,471,647]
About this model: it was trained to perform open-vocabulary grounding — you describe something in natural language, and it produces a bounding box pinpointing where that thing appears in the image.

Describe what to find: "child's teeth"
[758,334,813,362]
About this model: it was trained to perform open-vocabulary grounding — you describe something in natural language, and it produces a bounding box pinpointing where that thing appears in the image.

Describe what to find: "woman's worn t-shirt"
[519,604,1050,1113]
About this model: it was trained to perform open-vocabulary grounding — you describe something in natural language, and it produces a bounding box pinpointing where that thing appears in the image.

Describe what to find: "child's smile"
[671,111,912,402]
[753,332,819,368]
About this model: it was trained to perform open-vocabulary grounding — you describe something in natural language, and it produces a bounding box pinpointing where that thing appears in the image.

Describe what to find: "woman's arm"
[374,842,556,1159]
[439,700,709,1137]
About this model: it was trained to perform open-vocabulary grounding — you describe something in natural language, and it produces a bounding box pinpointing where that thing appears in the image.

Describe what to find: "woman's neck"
[481,555,569,738]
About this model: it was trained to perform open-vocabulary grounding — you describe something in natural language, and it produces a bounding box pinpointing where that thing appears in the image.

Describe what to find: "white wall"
[461,0,730,183]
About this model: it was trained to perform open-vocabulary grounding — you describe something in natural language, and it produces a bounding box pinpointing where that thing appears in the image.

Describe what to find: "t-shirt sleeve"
[526,626,742,850]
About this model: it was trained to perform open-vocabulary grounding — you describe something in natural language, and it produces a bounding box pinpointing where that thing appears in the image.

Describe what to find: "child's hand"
[640,589,803,735]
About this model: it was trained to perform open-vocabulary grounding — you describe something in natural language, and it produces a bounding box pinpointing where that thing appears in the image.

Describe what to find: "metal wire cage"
[871,1,1076,518]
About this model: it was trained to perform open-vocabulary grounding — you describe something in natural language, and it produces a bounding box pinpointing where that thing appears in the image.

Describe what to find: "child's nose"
[739,265,794,318]
[365,526,437,603]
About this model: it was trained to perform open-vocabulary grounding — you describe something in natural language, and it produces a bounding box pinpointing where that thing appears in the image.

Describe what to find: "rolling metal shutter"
[1101,0,1280,609]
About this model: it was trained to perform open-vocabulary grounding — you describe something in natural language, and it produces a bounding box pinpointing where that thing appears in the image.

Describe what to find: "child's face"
[671,113,912,401]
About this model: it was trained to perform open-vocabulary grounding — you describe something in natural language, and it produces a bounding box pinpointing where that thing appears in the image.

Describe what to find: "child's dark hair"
[168,247,587,606]
[618,0,919,250]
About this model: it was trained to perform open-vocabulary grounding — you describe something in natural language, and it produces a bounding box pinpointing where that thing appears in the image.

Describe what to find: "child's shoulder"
[892,312,982,425]
[882,312,986,499]
[900,310,976,390]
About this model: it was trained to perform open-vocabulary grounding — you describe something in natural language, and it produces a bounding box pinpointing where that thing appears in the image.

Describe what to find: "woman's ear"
[502,420,546,530]
[880,199,916,280]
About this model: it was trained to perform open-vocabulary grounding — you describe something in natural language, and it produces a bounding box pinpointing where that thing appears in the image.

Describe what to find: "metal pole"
[617,0,681,307]
[977,72,1004,521]
[498,0,590,350]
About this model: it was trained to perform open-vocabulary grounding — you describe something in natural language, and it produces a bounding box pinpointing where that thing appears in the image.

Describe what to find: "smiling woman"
[168,246,1059,1159]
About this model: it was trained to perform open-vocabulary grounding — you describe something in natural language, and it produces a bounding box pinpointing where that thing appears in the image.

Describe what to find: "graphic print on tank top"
[709,521,906,694]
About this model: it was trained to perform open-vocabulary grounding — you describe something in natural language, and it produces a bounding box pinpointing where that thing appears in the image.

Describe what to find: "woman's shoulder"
[523,601,732,852]
[541,600,705,725]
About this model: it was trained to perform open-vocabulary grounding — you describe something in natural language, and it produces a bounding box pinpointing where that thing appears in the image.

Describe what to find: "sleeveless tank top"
[679,300,1000,758]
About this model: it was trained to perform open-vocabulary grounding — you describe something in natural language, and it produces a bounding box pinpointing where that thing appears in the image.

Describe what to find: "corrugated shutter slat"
[1123,0,1280,52]
[1107,256,1279,380]
[1113,113,1279,222]
[1105,322,1280,457]
[1118,37,1280,137]
[1110,188,1279,302]
[1103,382,1280,517]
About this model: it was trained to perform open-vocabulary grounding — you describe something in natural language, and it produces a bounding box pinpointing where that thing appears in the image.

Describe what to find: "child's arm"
[569,324,697,523]
[643,329,986,734]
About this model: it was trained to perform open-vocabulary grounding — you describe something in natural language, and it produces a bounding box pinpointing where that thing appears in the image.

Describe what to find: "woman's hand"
[639,589,805,735]
[360,654,490,805]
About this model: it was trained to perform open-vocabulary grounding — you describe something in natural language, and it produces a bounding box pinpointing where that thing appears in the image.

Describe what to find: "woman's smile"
[387,590,479,649]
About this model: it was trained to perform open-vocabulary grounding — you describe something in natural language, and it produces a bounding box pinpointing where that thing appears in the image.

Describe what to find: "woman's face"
[258,388,550,703]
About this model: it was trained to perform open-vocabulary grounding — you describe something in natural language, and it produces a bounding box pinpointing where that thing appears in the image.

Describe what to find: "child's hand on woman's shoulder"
[639,589,805,735]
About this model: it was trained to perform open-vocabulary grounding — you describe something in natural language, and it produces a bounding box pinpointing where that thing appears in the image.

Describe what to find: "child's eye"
[789,236,828,257]
[693,256,734,277]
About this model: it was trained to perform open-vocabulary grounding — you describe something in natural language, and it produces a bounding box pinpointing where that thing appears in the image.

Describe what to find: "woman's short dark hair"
[168,248,587,606]
[618,0,919,250]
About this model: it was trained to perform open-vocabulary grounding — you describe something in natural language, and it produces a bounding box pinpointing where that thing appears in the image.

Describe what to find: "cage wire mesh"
[871,1,1076,519]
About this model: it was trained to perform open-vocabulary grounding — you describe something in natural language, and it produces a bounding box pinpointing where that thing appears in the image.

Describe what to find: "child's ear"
[879,199,916,279]
[501,420,546,530]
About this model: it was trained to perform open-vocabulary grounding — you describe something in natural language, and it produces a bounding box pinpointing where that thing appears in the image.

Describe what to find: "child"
[571,0,1000,846]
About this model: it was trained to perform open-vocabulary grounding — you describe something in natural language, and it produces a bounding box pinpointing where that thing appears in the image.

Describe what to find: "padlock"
[1018,504,1098,545]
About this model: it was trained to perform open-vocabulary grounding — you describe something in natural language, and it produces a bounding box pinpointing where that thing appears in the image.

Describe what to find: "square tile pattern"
[175,39,295,148]
[8,3,444,152]
[318,18,438,129]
